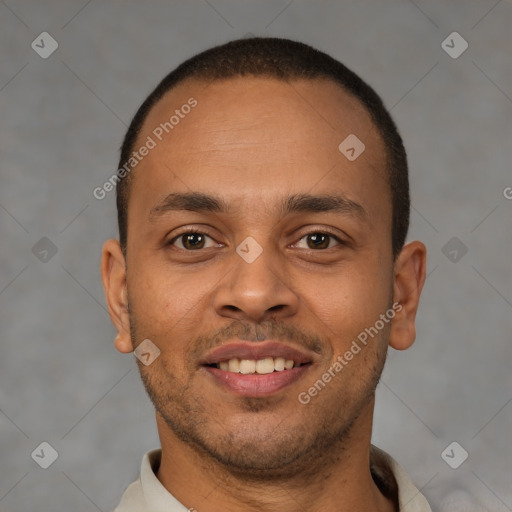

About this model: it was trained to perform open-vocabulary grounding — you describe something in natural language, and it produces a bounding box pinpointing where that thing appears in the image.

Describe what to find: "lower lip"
[203,365,311,397]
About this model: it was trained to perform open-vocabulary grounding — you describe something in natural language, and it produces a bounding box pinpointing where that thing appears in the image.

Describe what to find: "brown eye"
[306,233,330,249]
[181,233,205,250]
[295,232,342,250]
[170,232,216,250]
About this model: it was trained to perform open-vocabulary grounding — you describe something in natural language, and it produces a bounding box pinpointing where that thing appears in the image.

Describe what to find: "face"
[103,77,422,478]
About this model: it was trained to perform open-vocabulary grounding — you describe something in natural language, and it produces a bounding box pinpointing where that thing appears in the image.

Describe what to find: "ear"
[101,239,133,353]
[389,241,427,351]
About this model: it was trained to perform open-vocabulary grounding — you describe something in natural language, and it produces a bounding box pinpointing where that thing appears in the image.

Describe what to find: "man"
[101,37,429,511]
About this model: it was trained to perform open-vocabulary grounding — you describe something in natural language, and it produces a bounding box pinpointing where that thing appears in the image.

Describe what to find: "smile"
[208,357,306,374]
[200,341,316,396]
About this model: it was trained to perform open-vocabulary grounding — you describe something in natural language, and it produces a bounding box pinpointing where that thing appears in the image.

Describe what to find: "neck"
[155,404,395,512]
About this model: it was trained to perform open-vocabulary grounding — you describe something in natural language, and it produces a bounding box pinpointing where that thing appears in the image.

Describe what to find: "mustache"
[189,319,327,361]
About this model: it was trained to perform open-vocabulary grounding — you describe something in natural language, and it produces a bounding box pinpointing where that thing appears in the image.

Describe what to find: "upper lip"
[201,341,316,365]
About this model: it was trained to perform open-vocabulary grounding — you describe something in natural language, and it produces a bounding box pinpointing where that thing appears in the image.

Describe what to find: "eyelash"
[294,231,345,250]
[169,228,220,250]
[168,228,346,251]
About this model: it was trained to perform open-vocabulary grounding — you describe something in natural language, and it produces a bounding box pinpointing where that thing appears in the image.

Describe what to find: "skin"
[101,77,426,512]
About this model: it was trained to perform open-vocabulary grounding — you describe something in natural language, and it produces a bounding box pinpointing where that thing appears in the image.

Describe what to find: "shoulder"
[371,446,491,512]
[371,445,432,512]
[112,478,145,512]
[111,449,161,512]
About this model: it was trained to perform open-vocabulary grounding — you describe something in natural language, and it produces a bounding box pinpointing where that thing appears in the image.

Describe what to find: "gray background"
[1,0,511,510]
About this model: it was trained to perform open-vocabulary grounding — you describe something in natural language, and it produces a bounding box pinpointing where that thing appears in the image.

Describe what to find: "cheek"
[126,262,217,366]
[128,258,208,324]
[302,257,393,346]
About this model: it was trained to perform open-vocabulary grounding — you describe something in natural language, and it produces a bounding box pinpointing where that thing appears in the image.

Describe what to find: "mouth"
[200,341,315,397]
[205,357,309,374]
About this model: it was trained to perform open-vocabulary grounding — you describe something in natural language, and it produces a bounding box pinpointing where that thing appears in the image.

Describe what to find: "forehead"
[140,76,380,156]
[128,76,389,225]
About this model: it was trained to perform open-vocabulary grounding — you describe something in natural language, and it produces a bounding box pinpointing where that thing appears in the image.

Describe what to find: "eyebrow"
[280,193,367,219]
[149,192,367,221]
[149,192,228,219]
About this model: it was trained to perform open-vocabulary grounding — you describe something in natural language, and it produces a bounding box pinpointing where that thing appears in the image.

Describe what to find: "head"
[102,37,426,478]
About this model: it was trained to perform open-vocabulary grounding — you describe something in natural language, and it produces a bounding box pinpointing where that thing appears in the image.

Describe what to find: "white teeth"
[217,357,302,374]
[255,357,275,374]
[274,357,285,371]
[228,358,240,372]
[239,359,256,374]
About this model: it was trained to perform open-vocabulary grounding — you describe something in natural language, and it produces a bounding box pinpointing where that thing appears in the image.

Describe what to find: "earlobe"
[114,331,133,354]
[101,239,133,354]
[389,241,427,351]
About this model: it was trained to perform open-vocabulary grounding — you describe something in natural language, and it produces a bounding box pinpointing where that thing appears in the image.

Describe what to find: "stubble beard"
[130,311,389,481]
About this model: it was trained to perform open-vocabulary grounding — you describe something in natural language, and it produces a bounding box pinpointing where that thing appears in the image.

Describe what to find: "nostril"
[269,305,285,311]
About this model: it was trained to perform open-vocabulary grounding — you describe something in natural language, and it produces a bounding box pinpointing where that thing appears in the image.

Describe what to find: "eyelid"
[291,227,348,247]
[166,226,349,250]
[167,227,221,249]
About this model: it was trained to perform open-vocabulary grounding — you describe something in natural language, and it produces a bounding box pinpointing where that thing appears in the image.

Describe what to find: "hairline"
[122,74,393,236]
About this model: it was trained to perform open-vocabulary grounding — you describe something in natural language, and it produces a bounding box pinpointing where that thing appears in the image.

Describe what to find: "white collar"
[114,445,432,512]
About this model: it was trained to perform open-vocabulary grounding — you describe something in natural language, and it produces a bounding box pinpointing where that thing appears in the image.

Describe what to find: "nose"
[212,241,299,324]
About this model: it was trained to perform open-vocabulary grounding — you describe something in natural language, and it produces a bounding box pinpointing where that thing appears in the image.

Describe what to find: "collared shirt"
[113,445,432,511]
